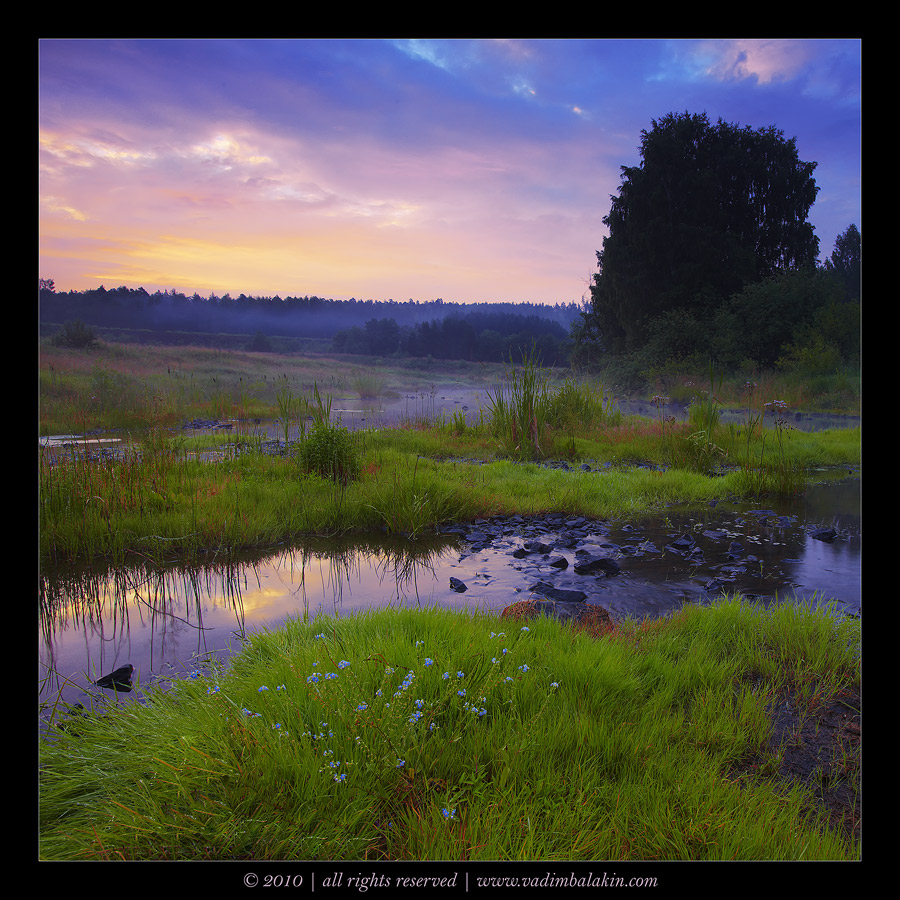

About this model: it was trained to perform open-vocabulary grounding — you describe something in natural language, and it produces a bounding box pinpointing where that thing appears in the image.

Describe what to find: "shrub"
[51,320,97,349]
[298,423,360,484]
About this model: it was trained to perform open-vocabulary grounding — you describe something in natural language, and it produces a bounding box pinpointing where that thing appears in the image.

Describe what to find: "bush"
[51,320,97,349]
[298,423,361,484]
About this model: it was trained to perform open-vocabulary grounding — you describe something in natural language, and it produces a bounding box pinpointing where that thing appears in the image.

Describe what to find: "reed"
[39,599,859,861]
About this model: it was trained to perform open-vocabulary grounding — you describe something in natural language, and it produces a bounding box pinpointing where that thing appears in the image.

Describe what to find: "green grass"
[39,598,859,861]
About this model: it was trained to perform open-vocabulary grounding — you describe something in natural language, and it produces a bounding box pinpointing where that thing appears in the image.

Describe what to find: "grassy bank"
[39,599,860,861]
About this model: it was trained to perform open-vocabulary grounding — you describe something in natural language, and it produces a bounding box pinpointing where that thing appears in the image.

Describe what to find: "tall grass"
[39,599,859,861]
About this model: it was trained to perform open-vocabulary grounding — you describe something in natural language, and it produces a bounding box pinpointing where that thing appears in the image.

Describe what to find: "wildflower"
[258,685,269,692]
[424,658,434,667]
[416,640,424,647]
[492,657,499,664]
[276,684,286,691]
[375,688,383,697]
[356,703,368,712]
[457,689,466,697]
[396,759,406,768]
[520,626,530,633]
[189,670,201,679]
[550,681,559,689]
[334,773,347,782]
[518,664,529,673]
[415,698,424,709]
[409,711,423,724]
[338,660,351,669]
[457,671,465,678]
[206,685,220,695]
[314,633,325,640]
[442,672,450,680]
[385,667,395,675]
[307,673,321,684]
[441,807,456,820]
[325,672,338,680]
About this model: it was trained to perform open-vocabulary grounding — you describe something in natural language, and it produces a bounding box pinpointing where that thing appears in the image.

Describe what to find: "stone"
[573,553,621,576]
[528,581,588,603]
[95,664,134,692]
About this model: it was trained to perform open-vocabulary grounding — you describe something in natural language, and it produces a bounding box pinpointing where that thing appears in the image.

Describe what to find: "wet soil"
[730,682,861,848]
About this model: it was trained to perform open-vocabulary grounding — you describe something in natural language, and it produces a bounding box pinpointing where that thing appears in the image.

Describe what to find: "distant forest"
[39,283,580,365]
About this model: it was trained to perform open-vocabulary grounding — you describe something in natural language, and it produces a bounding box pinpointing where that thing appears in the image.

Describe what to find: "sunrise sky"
[38,38,861,305]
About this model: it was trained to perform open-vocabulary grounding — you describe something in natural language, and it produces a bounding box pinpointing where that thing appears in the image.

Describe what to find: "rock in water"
[449,577,468,593]
[95,664,134,692]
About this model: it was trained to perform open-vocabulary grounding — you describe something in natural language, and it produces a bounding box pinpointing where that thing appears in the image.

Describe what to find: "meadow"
[38,339,862,861]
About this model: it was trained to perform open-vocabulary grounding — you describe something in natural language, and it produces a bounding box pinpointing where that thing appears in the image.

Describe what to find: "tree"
[823,224,861,302]
[581,111,820,353]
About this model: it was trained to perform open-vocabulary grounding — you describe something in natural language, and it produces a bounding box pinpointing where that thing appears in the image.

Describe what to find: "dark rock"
[95,664,134,692]
[573,554,621,576]
[449,577,468,593]
[524,541,553,554]
[548,556,569,569]
[666,534,695,553]
[811,527,838,543]
[528,581,588,603]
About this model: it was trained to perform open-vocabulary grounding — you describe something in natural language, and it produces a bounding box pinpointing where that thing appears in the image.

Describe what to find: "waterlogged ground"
[40,471,859,715]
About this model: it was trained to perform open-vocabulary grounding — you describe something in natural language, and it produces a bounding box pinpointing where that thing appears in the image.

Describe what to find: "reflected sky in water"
[40,477,859,717]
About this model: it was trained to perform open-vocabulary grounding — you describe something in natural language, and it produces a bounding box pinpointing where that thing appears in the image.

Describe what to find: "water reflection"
[39,480,860,721]
[38,536,469,715]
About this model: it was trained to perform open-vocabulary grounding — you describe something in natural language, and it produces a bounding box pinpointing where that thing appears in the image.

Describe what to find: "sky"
[38,38,861,306]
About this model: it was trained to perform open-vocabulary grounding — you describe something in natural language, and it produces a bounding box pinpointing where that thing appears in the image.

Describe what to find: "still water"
[39,473,859,719]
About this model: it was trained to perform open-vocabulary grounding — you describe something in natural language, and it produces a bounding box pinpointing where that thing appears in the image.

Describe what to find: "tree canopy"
[583,111,821,352]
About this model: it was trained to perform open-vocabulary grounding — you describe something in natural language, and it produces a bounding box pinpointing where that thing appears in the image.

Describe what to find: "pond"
[39,469,859,724]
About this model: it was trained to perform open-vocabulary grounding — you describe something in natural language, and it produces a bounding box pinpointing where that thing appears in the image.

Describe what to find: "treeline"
[332,310,572,365]
[38,283,580,349]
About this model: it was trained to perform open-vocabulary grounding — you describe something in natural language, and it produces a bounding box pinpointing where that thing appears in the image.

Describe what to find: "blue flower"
[457,689,466,697]
[334,772,347,782]
[206,685,220,694]
[441,807,456,819]
[325,672,338,680]
[356,702,368,712]
[396,759,406,767]
[442,672,450,680]
[338,660,351,669]
[457,671,465,678]
[307,673,321,684]
[276,684,286,691]
[521,626,530,633]
[518,664,529,673]
[258,685,269,692]
[550,681,559,689]
[424,658,434,667]
[415,698,424,709]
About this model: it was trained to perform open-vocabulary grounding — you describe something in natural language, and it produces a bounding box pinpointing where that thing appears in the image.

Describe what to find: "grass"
[38,340,862,863]
[39,598,860,861]
[39,361,861,569]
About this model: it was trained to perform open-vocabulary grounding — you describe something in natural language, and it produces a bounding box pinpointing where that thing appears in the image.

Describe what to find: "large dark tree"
[582,111,820,352]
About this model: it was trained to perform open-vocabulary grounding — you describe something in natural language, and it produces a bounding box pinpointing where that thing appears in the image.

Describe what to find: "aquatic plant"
[484,345,553,461]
